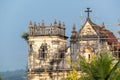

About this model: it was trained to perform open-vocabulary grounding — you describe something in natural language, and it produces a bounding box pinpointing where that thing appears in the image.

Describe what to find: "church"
[26,8,120,80]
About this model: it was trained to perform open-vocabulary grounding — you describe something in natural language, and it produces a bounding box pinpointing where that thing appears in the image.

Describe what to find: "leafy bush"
[21,32,29,41]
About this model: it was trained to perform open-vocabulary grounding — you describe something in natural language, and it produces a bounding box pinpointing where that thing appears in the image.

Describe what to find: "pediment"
[79,21,97,36]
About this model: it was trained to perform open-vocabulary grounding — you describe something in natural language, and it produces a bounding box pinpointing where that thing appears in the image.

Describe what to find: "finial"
[102,22,105,29]
[42,20,44,23]
[54,19,57,24]
[63,22,65,26]
[34,21,37,27]
[62,22,65,28]
[29,20,32,25]
[85,8,92,18]
[54,19,57,27]
[70,24,77,40]
[59,21,61,27]
[72,24,76,31]
[29,20,33,28]
[42,20,45,27]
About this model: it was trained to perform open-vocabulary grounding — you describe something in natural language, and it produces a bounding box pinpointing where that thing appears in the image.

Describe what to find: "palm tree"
[79,52,120,80]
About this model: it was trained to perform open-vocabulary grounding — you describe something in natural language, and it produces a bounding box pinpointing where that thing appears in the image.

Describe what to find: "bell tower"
[27,20,68,80]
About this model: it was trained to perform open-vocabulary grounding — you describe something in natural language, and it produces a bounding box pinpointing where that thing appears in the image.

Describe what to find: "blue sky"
[0,0,120,71]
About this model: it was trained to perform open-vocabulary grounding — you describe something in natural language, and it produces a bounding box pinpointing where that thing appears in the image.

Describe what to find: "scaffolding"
[27,37,120,80]
[27,9,120,79]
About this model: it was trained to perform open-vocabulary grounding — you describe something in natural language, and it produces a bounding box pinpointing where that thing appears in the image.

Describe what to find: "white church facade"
[26,8,120,80]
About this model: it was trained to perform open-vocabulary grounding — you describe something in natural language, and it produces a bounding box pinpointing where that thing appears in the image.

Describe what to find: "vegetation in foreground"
[66,52,120,80]
[0,77,2,80]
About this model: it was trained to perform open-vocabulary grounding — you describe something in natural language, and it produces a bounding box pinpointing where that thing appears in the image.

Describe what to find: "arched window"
[60,53,64,59]
[28,44,33,56]
[84,46,93,62]
[29,44,33,53]
[39,43,48,59]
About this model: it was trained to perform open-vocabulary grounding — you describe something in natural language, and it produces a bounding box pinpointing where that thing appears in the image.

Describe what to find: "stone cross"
[85,8,92,18]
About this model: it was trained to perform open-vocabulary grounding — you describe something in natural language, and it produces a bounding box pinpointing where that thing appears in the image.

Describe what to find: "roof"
[88,18,119,48]
[105,30,118,44]
[78,18,119,47]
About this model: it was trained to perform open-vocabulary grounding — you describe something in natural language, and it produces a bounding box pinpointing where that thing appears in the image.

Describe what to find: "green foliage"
[21,32,29,41]
[79,52,120,80]
[66,58,80,80]
[0,77,2,80]
[66,69,79,80]
[67,52,120,80]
